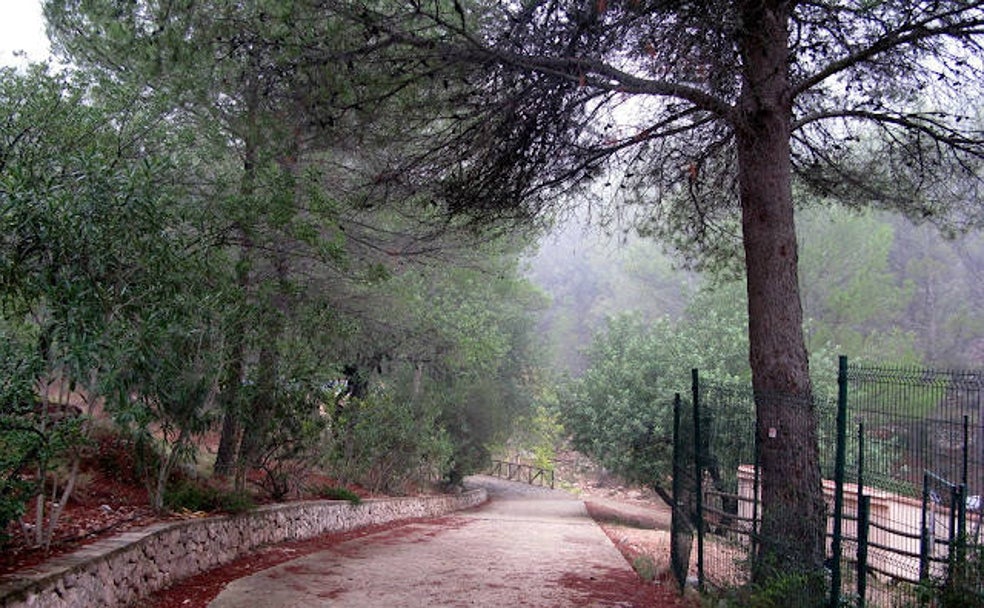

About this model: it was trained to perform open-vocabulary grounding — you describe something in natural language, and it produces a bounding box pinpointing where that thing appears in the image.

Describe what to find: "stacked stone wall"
[0,489,487,608]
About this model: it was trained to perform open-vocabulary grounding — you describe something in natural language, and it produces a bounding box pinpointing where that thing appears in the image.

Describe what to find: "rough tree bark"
[213,292,246,477]
[735,0,826,588]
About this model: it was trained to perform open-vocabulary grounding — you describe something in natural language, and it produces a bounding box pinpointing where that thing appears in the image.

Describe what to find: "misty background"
[527,206,984,377]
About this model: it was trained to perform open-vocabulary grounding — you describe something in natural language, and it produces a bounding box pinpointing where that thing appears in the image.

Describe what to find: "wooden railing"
[488,460,555,489]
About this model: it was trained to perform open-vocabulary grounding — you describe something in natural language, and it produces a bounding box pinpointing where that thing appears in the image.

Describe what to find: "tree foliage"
[353,1,983,589]
[3,0,548,533]
[563,279,750,496]
[41,0,545,494]
[0,63,223,527]
[13,1,981,593]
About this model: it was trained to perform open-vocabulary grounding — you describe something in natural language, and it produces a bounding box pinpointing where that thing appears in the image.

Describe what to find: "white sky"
[0,0,50,67]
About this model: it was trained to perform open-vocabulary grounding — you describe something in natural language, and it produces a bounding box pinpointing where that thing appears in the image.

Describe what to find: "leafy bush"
[249,383,331,501]
[164,479,255,514]
[313,485,362,504]
[329,389,452,494]
[706,571,826,608]
[0,332,93,548]
[493,403,564,471]
[919,542,984,608]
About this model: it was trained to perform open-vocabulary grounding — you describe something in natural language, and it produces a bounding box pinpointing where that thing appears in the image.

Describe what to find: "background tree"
[360,1,984,592]
[0,64,220,534]
[322,235,546,485]
[43,0,512,488]
[40,0,553,504]
[798,207,919,362]
[563,279,750,500]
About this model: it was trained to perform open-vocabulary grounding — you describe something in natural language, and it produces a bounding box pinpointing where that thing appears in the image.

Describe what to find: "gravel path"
[206,475,662,607]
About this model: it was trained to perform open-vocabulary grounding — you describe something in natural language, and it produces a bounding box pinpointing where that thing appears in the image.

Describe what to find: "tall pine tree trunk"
[215,240,252,477]
[235,255,289,492]
[736,0,825,599]
[235,311,281,490]
[213,279,247,476]
[220,73,261,482]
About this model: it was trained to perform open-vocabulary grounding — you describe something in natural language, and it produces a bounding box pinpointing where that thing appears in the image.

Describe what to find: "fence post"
[949,483,967,580]
[692,368,705,592]
[959,416,969,563]
[830,355,849,608]
[948,483,958,558]
[670,393,687,590]
[857,494,871,608]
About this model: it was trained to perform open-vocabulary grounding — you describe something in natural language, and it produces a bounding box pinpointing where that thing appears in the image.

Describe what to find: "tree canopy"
[348,0,984,594]
[0,0,549,545]
[7,0,982,598]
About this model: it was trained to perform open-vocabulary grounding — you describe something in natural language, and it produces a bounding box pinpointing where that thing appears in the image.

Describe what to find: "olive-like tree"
[349,0,984,596]
[42,0,518,486]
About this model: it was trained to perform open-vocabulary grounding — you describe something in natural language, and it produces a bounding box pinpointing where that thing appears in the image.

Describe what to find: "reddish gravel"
[4,468,691,608]
[146,495,691,608]
[145,518,444,608]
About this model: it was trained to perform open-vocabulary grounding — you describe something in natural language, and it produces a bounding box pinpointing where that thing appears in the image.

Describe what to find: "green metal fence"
[841,361,984,606]
[671,357,984,606]
[691,375,759,591]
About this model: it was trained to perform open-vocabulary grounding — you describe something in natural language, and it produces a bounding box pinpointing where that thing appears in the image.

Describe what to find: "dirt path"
[202,476,684,607]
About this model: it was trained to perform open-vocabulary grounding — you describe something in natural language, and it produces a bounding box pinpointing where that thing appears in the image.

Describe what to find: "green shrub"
[250,384,332,501]
[329,390,453,494]
[313,485,362,504]
[164,479,255,514]
[930,542,984,608]
[705,571,826,608]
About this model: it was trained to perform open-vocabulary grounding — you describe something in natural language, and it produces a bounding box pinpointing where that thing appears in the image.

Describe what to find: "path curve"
[207,476,661,607]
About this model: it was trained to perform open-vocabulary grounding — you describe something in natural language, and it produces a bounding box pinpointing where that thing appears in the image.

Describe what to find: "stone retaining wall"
[0,489,487,608]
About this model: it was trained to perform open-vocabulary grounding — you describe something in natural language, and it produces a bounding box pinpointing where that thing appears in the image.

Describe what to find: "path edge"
[0,489,487,608]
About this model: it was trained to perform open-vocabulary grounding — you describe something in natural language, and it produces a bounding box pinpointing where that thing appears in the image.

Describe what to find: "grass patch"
[632,554,657,582]
[584,501,655,529]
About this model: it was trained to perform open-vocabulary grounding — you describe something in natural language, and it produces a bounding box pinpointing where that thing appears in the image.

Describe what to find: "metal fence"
[672,357,984,607]
[841,362,984,606]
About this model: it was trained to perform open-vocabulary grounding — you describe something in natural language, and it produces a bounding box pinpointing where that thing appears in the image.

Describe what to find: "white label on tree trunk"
[768,427,777,438]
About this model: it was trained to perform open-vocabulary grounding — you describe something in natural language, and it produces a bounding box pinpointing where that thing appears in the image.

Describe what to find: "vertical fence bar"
[963,414,970,491]
[692,368,704,592]
[670,393,687,590]
[857,422,865,518]
[960,414,970,568]
[947,486,960,564]
[752,394,761,570]
[830,356,849,608]
[857,495,871,608]
[949,483,960,582]
[961,415,970,570]
[921,471,931,585]
[954,483,967,573]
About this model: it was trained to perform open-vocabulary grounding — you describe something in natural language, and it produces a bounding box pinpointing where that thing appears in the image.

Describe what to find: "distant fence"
[488,460,555,489]
[671,357,984,607]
